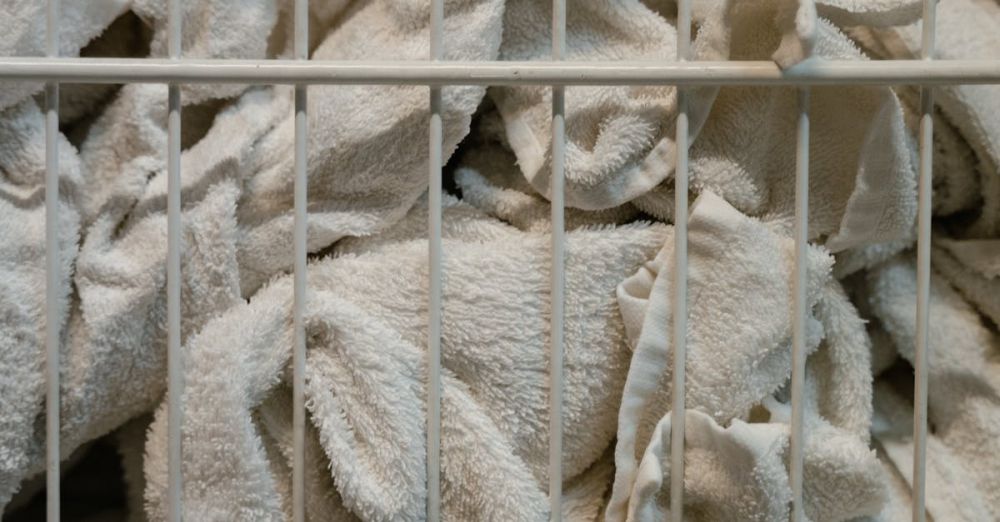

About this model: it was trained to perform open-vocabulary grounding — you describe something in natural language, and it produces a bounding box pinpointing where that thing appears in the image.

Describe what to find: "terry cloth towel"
[621,399,885,522]
[235,0,504,294]
[453,110,641,232]
[0,78,266,507]
[0,99,83,510]
[872,379,993,521]
[608,191,844,520]
[488,0,719,211]
[0,0,129,111]
[850,0,1000,238]
[0,173,243,513]
[633,0,917,253]
[141,196,667,521]
[863,253,1000,520]
[131,0,279,104]
[931,236,1000,327]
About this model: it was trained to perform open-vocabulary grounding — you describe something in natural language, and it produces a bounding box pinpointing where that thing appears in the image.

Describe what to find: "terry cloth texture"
[861,254,1000,521]
[1,0,999,520]
[0,0,130,111]
[140,197,667,521]
[849,0,1000,238]
[606,191,884,521]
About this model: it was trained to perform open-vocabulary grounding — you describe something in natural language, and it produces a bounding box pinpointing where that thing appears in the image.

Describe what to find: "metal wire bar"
[669,0,692,520]
[789,86,811,522]
[291,0,309,521]
[913,1,937,521]
[548,2,566,520]
[427,1,444,520]
[166,0,183,519]
[2,58,999,86]
[44,0,60,520]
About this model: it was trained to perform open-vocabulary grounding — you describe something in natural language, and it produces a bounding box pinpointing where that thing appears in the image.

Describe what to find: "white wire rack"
[4,0,1000,521]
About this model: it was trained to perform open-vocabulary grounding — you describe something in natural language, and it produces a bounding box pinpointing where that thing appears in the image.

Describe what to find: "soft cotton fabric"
[235,0,505,294]
[607,191,837,520]
[862,254,1000,520]
[0,99,82,509]
[141,197,666,521]
[0,0,130,111]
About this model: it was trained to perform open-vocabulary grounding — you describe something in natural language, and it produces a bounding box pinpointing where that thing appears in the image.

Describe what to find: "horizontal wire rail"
[1,58,999,85]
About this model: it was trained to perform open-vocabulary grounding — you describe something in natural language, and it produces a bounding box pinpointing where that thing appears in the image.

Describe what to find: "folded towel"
[0,0,129,111]
[0,99,82,510]
[863,252,1000,520]
[607,191,834,520]
[140,197,666,521]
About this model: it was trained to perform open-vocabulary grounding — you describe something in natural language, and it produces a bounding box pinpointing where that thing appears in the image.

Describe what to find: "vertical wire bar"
[669,1,691,520]
[427,0,444,520]
[44,0,61,519]
[789,86,811,522]
[291,0,309,520]
[166,0,182,520]
[913,1,936,521]
[549,1,566,521]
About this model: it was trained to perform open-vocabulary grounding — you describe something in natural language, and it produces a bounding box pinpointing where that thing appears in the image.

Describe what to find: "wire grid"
[5,0,1000,520]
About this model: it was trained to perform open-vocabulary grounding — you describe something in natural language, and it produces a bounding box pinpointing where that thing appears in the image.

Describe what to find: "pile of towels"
[1,0,997,520]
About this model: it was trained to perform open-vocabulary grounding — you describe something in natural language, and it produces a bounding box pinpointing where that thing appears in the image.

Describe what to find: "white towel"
[863,253,1000,520]
[140,197,666,521]
[931,236,1000,327]
[0,99,82,510]
[489,0,718,211]
[607,191,836,520]
[0,83,255,502]
[131,0,279,104]
[235,0,505,294]
[653,0,918,253]
[850,0,1000,238]
[0,176,243,513]
[0,0,129,111]
[622,402,885,522]
[453,111,641,232]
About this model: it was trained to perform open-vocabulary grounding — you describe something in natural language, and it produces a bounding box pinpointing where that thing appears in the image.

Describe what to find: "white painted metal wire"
[8,0,998,519]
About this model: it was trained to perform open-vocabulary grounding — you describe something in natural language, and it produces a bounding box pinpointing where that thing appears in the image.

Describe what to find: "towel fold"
[931,236,1000,327]
[622,402,884,522]
[0,99,82,510]
[862,253,1000,520]
[235,0,505,294]
[658,0,917,253]
[141,197,666,521]
[0,0,130,111]
[607,191,836,520]
[131,0,279,103]
[850,0,1000,238]
[490,0,717,211]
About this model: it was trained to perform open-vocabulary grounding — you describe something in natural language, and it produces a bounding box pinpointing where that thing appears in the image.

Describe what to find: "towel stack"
[1,0,998,521]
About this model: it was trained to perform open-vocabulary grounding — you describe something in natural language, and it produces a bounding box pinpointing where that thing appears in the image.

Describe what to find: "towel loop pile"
[1,0,999,520]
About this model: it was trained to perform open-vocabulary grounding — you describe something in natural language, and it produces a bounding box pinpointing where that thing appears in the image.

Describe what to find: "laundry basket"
[1,0,999,520]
